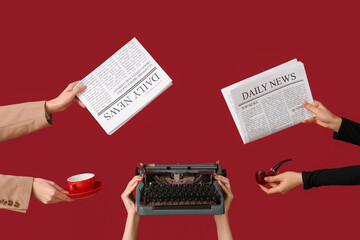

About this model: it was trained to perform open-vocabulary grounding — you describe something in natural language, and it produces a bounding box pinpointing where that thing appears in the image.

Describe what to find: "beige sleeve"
[0,101,52,142]
[0,174,33,213]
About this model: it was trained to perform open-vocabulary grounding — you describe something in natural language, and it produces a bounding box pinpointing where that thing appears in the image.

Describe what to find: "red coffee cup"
[67,173,95,193]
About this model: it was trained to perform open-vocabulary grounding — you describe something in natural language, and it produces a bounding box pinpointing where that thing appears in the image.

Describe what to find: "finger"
[54,191,74,202]
[259,184,280,194]
[218,180,232,196]
[302,116,317,124]
[268,182,278,188]
[302,101,318,114]
[125,176,143,188]
[265,175,281,183]
[72,85,87,95]
[76,99,86,108]
[313,100,321,107]
[215,176,231,190]
[123,176,142,196]
[52,182,69,194]
[259,184,271,194]
[124,178,139,192]
[269,168,280,175]
[215,175,230,184]
[218,178,231,191]
[123,181,140,198]
[267,173,280,187]
[66,81,81,91]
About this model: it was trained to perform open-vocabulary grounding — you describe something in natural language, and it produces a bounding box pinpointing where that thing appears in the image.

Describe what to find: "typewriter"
[135,162,226,215]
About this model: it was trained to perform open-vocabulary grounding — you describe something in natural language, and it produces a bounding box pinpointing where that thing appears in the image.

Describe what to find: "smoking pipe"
[255,159,292,185]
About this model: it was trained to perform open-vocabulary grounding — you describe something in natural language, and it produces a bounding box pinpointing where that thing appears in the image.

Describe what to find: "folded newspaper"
[222,59,314,144]
[76,38,172,135]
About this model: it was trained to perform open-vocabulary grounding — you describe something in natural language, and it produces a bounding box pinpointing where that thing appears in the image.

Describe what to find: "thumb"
[265,175,281,183]
[73,85,87,95]
[302,101,318,114]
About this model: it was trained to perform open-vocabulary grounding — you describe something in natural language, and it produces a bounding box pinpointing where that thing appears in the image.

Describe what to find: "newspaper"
[76,38,172,135]
[222,59,314,144]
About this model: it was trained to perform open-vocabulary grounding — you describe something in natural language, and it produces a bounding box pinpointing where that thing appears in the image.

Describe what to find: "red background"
[1,1,360,239]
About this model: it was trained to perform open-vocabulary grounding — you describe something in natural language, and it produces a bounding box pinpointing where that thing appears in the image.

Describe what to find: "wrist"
[31,178,39,196]
[45,100,57,114]
[214,213,229,222]
[127,212,140,221]
[296,172,303,186]
[331,116,342,133]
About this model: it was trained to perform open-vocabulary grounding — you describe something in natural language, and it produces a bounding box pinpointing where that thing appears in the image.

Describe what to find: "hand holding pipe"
[255,159,292,185]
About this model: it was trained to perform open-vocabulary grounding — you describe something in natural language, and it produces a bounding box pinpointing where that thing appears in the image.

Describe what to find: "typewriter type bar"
[135,162,226,215]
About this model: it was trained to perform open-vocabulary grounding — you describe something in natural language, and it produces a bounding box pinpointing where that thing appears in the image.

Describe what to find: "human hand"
[32,178,74,204]
[214,174,234,240]
[45,81,86,114]
[259,171,303,194]
[214,174,233,215]
[121,176,142,240]
[302,100,342,132]
[121,176,143,217]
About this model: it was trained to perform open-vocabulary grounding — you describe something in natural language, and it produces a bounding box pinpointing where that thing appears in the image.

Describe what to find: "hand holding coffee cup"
[67,173,95,193]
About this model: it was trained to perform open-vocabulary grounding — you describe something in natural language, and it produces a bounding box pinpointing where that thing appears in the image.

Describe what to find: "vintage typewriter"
[135,162,226,215]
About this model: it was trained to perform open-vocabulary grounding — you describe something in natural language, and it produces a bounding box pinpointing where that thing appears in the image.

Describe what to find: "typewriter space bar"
[154,205,211,210]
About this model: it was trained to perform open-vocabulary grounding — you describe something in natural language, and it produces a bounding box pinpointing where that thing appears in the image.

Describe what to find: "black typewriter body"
[135,163,226,215]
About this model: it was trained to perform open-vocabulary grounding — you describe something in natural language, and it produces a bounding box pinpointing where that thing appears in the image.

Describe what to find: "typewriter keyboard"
[140,182,221,209]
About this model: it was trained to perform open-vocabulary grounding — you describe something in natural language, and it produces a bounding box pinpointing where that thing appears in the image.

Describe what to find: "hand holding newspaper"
[222,59,314,144]
[76,38,172,135]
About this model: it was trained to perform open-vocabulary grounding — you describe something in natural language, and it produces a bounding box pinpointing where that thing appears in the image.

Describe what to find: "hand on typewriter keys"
[121,176,142,240]
[214,174,234,240]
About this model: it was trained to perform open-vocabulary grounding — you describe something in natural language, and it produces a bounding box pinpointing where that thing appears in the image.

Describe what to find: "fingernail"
[264,177,269,181]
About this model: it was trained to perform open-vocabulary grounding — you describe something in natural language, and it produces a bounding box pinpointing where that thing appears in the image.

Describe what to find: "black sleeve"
[302,165,360,190]
[333,118,360,146]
